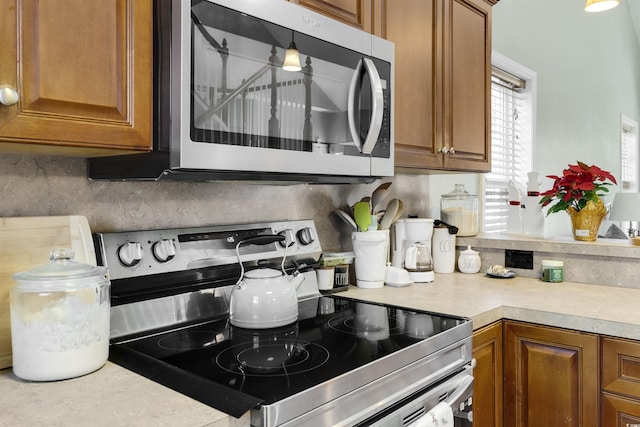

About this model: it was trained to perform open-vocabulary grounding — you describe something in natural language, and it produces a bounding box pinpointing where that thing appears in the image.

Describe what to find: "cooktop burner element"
[216,339,330,377]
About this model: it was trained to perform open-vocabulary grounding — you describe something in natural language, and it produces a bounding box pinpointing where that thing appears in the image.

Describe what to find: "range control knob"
[118,242,143,267]
[277,229,295,247]
[296,227,315,246]
[152,239,176,263]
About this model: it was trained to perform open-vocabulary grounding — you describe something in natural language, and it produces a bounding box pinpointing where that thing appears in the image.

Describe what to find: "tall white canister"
[432,227,456,273]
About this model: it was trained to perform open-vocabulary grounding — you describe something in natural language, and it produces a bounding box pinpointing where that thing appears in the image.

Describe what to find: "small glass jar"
[440,184,479,237]
[541,260,564,283]
[10,249,110,381]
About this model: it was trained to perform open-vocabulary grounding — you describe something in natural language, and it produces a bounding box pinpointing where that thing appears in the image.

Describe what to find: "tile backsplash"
[1,154,433,252]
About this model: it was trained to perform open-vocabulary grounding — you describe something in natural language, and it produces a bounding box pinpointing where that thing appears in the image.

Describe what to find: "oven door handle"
[348,57,384,155]
[445,374,474,410]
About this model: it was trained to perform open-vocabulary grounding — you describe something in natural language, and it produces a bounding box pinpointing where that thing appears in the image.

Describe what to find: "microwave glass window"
[190,1,390,159]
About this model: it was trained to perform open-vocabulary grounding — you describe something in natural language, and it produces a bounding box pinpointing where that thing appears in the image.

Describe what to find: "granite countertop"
[341,273,640,339]
[3,274,640,426]
[0,361,249,427]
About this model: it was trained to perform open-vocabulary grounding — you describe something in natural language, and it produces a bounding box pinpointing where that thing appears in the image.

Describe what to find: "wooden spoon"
[371,182,392,214]
[379,199,400,230]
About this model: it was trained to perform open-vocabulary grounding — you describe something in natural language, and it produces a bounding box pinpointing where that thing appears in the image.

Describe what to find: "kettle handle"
[235,234,288,285]
[239,235,285,246]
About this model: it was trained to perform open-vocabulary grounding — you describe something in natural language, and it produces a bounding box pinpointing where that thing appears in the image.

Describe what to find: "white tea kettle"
[229,235,305,329]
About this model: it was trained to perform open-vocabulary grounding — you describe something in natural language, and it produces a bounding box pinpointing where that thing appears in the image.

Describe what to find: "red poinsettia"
[540,161,617,214]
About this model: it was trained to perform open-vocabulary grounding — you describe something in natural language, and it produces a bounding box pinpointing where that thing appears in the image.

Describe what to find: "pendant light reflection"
[584,0,620,12]
[282,31,302,72]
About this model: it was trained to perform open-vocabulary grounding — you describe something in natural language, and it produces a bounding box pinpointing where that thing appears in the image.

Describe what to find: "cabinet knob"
[449,147,456,155]
[440,147,449,154]
[0,85,19,106]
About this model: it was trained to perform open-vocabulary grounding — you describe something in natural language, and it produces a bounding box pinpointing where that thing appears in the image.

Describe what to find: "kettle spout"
[288,270,305,290]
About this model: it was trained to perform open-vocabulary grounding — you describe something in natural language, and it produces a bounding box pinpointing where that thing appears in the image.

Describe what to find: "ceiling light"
[282,32,302,72]
[584,0,620,12]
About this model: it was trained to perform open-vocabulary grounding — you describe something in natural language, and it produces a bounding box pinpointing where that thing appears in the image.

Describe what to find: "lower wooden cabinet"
[472,320,503,427]
[503,320,599,427]
[602,393,640,427]
[602,336,640,426]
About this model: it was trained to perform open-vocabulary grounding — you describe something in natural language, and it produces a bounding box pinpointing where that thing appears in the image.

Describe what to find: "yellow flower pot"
[567,198,607,241]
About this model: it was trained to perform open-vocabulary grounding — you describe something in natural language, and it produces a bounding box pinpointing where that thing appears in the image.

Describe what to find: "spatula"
[353,201,372,232]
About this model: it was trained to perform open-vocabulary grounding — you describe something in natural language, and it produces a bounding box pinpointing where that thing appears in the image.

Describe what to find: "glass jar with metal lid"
[440,184,479,237]
[10,248,110,381]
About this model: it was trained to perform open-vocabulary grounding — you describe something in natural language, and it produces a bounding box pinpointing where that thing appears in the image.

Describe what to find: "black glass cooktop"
[109,296,466,417]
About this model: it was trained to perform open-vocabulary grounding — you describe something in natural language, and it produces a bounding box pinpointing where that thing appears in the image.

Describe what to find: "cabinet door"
[0,0,152,156]
[472,321,503,427]
[504,321,599,427]
[289,0,373,32]
[441,0,491,172]
[376,0,443,170]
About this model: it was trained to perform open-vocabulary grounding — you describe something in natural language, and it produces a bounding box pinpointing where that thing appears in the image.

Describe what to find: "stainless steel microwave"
[89,0,394,183]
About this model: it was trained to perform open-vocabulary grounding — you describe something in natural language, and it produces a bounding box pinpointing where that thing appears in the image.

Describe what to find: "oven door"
[169,0,393,178]
[363,366,474,427]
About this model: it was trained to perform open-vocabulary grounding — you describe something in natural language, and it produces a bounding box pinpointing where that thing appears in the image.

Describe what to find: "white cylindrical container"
[351,230,390,288]
[10,249,110,381]
[432,228,456,273]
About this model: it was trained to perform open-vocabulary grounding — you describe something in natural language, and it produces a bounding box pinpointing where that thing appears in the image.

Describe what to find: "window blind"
[620,118,639,192]
[484,67,532,233]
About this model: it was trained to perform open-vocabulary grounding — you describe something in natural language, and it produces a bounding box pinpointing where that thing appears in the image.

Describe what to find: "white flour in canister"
[10,293,110,381]
[441,207,478,237]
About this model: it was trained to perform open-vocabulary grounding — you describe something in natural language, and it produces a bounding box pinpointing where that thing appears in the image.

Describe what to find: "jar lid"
[13,248,108,289]
[460,245,479,255]
[442,184,477,199]
[320,252,355,267]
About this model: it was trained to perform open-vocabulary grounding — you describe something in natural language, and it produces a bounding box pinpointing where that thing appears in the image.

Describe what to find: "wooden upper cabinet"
[289,0,373,32]
[377,0,491,172]
[441,0,491,172]
[375,0,442,170]
[504,321,599,427]
[0,0,152,156]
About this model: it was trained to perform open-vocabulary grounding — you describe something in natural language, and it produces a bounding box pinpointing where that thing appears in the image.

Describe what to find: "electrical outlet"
[505,249,534,269]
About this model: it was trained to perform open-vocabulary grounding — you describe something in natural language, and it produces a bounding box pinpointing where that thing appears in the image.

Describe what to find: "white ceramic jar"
[458,245,481,274]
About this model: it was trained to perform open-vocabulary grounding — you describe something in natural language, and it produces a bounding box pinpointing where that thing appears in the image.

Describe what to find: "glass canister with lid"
[440,184,479,237]
[10,248,110,381]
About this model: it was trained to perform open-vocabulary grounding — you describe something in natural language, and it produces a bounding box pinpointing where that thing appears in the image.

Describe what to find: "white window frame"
[620,114,639,192]
[483,51,537,233]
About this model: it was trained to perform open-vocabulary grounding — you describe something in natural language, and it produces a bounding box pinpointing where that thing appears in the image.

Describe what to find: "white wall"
[451,0,640,236]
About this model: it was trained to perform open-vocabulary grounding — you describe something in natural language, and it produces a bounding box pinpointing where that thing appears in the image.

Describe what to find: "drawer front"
[602,337,640,397]
[602,392,640,427]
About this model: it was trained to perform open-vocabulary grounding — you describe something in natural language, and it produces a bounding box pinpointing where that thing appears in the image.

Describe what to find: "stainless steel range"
[94,220,473,426]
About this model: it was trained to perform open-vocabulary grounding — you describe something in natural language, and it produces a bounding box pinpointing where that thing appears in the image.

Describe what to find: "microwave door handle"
[360,58,385,155]
[348,58,365,152]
